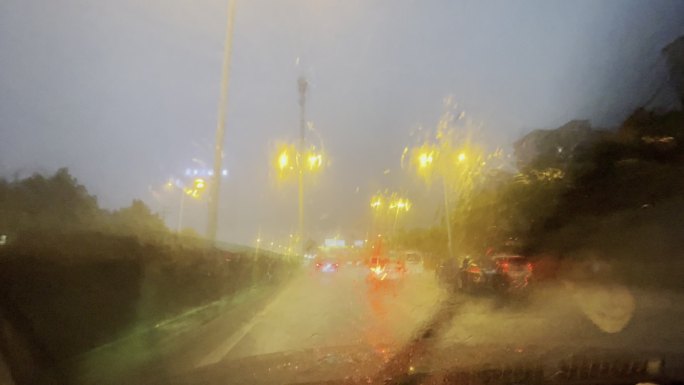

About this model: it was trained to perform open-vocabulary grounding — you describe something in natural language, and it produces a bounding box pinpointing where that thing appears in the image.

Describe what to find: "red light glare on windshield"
[500,262,510,273]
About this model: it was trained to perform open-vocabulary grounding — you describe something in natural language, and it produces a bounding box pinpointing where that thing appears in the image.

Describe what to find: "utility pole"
[177,192,186,233]
[207,0,236,243]
[297,77,308,249]
[442,176,453,259]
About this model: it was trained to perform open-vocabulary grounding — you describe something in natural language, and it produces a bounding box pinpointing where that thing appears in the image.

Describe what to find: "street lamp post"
[370,192,410,249]
[298,77,308,245]
[390,200,409,232]
[409,136,488,260]
[207,0,237,243]
[389,197,411,248]
[274,142,323,252]
[441,176,453,258]
[177,192,186,233]
[273,78,324,253]
[369,194,383,236]
[412,144,456,258]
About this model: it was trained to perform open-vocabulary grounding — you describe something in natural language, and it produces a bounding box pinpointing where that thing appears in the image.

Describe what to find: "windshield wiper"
[371,295,465,384]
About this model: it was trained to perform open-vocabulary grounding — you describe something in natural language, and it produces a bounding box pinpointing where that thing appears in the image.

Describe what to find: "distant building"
[324,238,346,248]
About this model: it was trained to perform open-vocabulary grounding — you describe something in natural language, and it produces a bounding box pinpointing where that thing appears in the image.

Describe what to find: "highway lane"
[196,265,445,366]
[194,264,684,372]
[93,262,684,385]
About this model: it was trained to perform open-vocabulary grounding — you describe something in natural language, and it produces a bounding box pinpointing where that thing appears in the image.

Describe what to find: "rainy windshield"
[1,1,684,385]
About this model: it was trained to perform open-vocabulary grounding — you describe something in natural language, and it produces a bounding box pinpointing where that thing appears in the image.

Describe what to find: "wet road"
[196,265,444,367]
[192,264,684,370]
[85,263,684,385]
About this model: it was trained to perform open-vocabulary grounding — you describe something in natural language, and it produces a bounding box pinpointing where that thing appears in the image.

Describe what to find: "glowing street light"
[278,150,290,171]
[306,153,322,171]
[389,197,411,210]
[271,78,327,252]
[402,102,492,258]
[273,141,324,250]
[418,151,434,169]
[164,177,207,233]
[274,145,324,178]
[389,196,411,243]
[193,178,206,190]
[369,191,411,246]
[275,144,298,174]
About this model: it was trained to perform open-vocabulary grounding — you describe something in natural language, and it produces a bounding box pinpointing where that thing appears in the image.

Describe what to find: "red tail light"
[500,262,510,273]
[526,262,533,272]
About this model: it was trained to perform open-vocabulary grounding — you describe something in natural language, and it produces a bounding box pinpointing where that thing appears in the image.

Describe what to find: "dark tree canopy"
[0,168,167,239]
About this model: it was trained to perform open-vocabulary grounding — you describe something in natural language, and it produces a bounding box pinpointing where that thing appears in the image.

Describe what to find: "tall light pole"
[177,192,186,233]
[389,197,411,248]
[207,0,237,243]
[369,192,410,248]
[297,77,308,247]
[273,78,323,253]
[441,176,453,258]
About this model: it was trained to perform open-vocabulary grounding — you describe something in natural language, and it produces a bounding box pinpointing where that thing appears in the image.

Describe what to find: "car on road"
[366,255,406,284]
[460,254,533,294]
[404,251,424,274]
[314,259,340,273]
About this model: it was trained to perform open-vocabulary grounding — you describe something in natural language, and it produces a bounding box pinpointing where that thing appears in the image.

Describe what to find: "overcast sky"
[1,0,683,244]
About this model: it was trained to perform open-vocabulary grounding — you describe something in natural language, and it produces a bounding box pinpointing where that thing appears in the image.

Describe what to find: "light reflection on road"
[197,267,444,366]
[196,265,684,372]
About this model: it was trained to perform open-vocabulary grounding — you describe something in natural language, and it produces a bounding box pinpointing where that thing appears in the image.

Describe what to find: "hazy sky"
[1,0,683,244]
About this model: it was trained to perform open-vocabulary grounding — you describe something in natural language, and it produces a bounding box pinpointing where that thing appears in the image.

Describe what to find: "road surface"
[79,264,684,384]
[197,265,444,366]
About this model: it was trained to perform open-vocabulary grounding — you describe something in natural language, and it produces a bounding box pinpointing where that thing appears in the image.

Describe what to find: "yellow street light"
[389,198,411,212]
[275,144,322,177]
[175,177,207,233]
[457,152,466,162]
[306,153,323,171]
[370,195,384,210]
[185,178,207,197]
[388,195,411,247]
[418,151,435,169]
[273,142,326,253]
[278,150,290,171]
[370,191,411,245]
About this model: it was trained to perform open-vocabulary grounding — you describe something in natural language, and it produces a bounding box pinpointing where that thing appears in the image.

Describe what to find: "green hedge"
[0,231,296,362]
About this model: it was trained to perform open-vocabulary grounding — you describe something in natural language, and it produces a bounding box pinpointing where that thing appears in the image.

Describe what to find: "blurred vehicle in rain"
[403,251,424,274]
[435,257,462,291]
[366,254,406,285]
[314,258,340,273]
[459,254,534,294]
[365,238,406,285]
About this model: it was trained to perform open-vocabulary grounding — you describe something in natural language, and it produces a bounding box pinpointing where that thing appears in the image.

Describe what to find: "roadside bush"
[0,231,296,363]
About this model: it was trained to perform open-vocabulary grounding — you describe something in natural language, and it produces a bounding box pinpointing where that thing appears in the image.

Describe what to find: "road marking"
[194,276,302,368]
